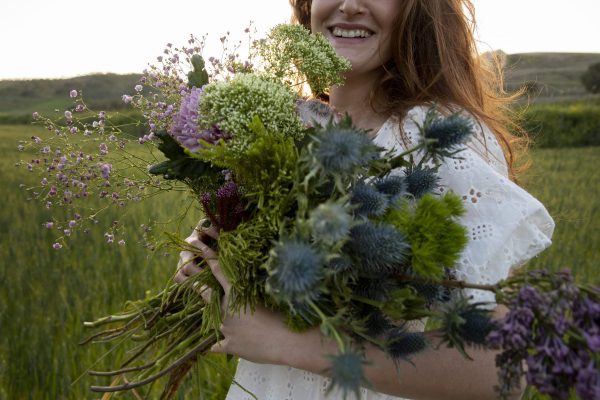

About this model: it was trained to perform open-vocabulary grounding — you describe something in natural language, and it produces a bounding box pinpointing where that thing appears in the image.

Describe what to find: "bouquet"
[19,24,599,399]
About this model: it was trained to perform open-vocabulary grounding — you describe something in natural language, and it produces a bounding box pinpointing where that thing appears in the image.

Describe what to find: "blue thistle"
[422,111,473,157]
[346,221,410,275]
[326,254,354,273]
[438,297,494,359]
[458,307,495,347]
[410,282,452,306]
[352,304,392,338]
[352,277,397,303]
[314,125,380,177]
[385,329,427,361]
[374,175,407,202]
[327,350,367,399]
[266,240,324,304]
[350,183,389,217]
[308,201,352,245]
[404,165,439,198]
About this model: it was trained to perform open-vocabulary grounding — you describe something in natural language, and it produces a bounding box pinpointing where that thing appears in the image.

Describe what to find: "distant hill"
[0,73,142,115]
[1,52,600,116]
[503,52,600,102]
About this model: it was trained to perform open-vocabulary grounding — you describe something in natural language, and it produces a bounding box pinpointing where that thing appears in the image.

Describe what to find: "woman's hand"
[174,220,304,366]
[174,220,219,284]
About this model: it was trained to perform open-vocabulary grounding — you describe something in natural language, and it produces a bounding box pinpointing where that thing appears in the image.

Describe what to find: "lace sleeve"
[438,120,554,304]
[376,107,556,305]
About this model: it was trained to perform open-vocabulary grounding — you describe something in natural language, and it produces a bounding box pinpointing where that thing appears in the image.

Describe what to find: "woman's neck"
[329,71,388,138]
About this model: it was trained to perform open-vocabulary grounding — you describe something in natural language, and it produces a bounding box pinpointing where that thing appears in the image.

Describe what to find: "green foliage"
[148,131,223,194]
[255,24,351,95]
[188,54,210,89]
[522,99,600,148]
[197,116,299,208]
[385,193,467,280]
[581,62,600,94]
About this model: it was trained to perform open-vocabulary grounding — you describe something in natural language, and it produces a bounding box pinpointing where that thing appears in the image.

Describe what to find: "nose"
[338,0,366,16]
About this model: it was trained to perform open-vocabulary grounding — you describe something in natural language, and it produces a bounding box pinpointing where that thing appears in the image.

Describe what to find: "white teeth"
[332,27,372,38]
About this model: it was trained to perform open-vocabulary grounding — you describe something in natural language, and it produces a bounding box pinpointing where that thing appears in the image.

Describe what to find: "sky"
[1,0,599,80]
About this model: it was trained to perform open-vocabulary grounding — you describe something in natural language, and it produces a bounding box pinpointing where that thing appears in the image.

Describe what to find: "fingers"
[195,240,230,293]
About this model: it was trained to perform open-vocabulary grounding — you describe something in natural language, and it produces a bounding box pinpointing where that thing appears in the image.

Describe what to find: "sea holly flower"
[308,201,352,246]
[346,220,410,275]
[266,240,324,306]
[327,350,368,400]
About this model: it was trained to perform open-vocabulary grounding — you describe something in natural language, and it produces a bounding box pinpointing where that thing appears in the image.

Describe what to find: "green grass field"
[0,124,598,399]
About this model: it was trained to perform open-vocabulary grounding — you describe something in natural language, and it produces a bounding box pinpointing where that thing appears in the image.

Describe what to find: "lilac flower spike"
[170,87,230,152]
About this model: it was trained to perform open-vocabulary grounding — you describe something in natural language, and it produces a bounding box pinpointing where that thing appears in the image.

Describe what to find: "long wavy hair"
[289,0,528,180]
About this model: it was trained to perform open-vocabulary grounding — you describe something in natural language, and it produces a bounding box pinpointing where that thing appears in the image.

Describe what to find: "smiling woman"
[173,0,555,399]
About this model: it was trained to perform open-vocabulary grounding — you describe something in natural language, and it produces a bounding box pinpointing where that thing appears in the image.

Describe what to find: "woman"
[175,0,555,398]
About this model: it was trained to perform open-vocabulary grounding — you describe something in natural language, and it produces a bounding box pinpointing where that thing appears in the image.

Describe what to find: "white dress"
[225,105,555,400]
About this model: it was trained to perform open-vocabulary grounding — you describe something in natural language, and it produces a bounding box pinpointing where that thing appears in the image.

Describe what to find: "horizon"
[2,0,599,80]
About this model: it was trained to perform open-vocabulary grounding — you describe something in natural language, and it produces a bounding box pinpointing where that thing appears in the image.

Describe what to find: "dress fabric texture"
[225,105,555,400]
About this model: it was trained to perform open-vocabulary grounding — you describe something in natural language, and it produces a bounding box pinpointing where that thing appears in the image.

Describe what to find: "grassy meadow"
[0,122,598,400]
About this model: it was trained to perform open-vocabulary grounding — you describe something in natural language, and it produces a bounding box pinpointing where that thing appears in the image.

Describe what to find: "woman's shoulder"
[380,104,510,178]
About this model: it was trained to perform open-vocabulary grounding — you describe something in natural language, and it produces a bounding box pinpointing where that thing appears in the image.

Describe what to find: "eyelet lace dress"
[224,105,555,400]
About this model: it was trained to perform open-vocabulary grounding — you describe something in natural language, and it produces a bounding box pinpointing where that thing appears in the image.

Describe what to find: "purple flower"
[75,104,85,112]
[32,112,40,120]
[118,239,126,246]
[575,361,600,399]
[68,220,77,228]
[134,84,143,92]
[99,163,112,179]
[53,243,62,250]
[45,222,54,229]
[69,89,78,98]
[64,111,73,120]
[122,94,133,104]
[99,143,108,155]
[170,87,230,152]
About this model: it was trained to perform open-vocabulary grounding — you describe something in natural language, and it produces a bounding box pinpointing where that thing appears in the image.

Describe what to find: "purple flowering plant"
[17,23,600,400]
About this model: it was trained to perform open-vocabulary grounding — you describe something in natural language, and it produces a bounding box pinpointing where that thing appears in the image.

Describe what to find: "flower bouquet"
[19,24,599,400]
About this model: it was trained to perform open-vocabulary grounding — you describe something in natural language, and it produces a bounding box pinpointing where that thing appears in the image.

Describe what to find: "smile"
[331,27,373,38]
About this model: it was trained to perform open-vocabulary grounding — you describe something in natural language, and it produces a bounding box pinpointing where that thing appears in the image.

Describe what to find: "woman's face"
[310,0,400,77]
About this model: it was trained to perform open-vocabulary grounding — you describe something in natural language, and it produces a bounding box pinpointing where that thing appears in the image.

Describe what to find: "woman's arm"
[281,306,523,400]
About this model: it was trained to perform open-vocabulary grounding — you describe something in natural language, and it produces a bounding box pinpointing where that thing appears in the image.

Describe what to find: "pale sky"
[1,0,598,80]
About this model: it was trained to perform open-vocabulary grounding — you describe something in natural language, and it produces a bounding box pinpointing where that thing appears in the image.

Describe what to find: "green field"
[1,124,598,399]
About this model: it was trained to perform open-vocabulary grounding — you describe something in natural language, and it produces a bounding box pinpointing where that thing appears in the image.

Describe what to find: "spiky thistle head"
[350,183,389,217]
[410,282,452,306]
[346,221,411,275]
[420,110,473,158]
[374,175,407,202]
[326,254,354,273]
[312,121,381,178]
[437,297,496,359]
[385,328,428,362]
[404,165,439,199]
[308,201,353,246]
[351,304,392,338]
[327,350,368,399]
[266,240,324,305]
